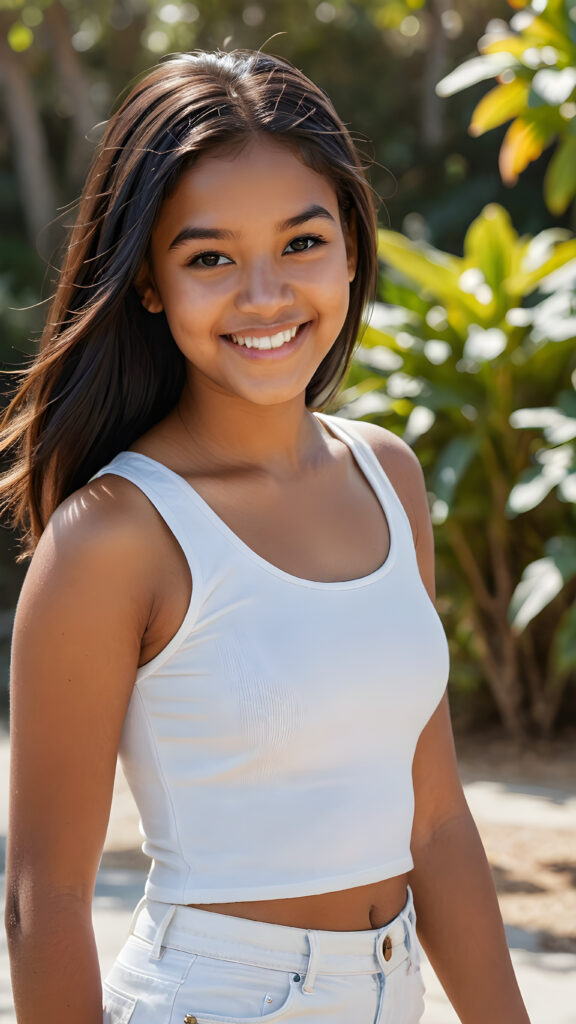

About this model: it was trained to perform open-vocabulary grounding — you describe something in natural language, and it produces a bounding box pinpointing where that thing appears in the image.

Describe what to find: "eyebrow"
[168,203,336,251]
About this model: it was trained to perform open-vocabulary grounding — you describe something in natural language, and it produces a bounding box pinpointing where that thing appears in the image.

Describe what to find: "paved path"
[1,732,575,1023]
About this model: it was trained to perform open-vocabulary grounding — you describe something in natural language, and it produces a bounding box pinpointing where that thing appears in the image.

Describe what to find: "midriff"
[188,873,409,931]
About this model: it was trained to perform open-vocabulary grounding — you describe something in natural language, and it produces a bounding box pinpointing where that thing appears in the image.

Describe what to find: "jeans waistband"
[129,886,417,983]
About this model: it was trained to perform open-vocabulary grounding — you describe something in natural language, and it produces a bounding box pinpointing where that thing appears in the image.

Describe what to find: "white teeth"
[229,325,300,349]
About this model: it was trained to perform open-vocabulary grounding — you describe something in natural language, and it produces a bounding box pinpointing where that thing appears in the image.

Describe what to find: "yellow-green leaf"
[470,79,531,137]
[463,204,518,291]
[378,232,463,301]
[524,16,573,52]
[360,325,399,350]
[499,117,554,184]
[505,238,576,295]
[481,38,528,59]
[543,135,576,215]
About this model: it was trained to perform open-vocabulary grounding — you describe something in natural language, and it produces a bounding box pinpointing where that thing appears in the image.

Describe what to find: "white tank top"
[91,413,449,904]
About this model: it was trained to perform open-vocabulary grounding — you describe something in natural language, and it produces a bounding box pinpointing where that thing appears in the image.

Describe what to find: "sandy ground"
[456,733,576,954]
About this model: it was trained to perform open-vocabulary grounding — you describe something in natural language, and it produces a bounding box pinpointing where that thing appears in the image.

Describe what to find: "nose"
[235,257,294,318]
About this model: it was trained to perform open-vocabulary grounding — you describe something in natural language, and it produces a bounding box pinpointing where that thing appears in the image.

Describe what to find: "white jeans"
[102,886,425,1024]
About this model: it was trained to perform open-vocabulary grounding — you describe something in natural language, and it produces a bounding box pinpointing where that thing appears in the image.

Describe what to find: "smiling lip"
[221,321,309,354]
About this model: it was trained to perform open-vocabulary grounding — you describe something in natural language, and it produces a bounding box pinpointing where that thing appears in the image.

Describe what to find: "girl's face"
[136,135,357,409]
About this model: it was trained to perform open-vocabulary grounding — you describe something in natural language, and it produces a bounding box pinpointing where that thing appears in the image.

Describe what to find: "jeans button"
[382,934,392,961]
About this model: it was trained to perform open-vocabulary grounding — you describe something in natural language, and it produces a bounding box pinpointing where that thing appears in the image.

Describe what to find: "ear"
[344,208,358,283]
[133,258,163,313]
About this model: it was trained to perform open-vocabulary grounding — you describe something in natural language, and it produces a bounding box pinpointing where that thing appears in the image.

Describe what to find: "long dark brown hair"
[0,49,378,556]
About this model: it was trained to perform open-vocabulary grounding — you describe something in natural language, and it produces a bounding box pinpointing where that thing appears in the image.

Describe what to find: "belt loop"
[404,888,418,958]
[128,895,147,938]
[302,930,319,994]
[150,904,177,961]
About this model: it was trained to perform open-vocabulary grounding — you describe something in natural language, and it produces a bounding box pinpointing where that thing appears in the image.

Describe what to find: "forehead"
[152,136,340,243]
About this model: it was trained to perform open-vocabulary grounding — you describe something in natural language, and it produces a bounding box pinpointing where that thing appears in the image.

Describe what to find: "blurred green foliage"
[437,0,576,215]
[341,203,576,736]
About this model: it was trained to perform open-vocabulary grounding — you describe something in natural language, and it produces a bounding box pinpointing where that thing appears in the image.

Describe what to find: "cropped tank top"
[91,413,449,904]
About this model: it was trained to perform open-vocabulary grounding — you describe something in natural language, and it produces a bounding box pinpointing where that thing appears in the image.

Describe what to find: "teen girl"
[2,49,530,1024]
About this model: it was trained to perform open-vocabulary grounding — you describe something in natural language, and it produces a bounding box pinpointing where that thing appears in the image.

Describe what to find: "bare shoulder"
[39,472,159,577]
[337,417,428,542]
[20,472,169,642]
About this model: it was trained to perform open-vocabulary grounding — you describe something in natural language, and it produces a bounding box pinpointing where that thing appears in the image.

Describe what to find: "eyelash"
[186,234,328,268]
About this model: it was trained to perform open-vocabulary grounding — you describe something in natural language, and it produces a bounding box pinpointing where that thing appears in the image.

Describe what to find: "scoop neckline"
[122,413,397,590]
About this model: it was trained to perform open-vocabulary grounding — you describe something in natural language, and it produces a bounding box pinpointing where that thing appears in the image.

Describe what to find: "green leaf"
[509,538,576,630]
[463,204,518,291]
[436,54,517,98]
[543,135,576,215]
[524,14,576,52]
[431,436,478,510]
[463,326,508,361]
[506,238,576,294]
[558,473,576,501]
[378,232,481,316]
[545,535,576,578]
[551,601,576,675]
[355,345,404,373]
[482,37,530,60]
[403,405,436,445]
[337,391,395,419]
[360,324,400,350]
[470,79,531,136]
[508,556,564,631]
[558,390,576,417]
[510,405,576,442]
[507,452,571,514]
[530,67,576,106]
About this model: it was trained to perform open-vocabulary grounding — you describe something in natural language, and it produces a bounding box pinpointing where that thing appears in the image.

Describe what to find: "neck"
[173,375,326,477]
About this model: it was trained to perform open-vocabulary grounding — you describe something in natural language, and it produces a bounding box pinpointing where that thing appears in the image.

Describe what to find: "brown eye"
[289,237,312,251]
[188,252,233,268]
[284,234,327,254]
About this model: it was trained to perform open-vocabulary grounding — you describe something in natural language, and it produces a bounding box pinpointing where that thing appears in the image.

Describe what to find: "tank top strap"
[314,412,416,546]
[90,452,204,585]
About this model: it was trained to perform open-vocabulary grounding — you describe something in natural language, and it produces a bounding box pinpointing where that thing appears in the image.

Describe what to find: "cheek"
[159,278,219,337]
[317,252,352,326]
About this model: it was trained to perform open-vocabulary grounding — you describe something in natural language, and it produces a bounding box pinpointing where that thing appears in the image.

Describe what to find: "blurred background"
[0,0,575,1005]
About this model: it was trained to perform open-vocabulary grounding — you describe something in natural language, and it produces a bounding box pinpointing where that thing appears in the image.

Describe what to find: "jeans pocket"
[103,950,190,1024]
[102,984,137,1024]
[171,955,299,1023]
[403,957,425,1024]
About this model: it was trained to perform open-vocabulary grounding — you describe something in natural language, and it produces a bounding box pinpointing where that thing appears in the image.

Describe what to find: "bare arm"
[360,423,530,1023]
[409,697,529,1023]
[5,477,157,1024]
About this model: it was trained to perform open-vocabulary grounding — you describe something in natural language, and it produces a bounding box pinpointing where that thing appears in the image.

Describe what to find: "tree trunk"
[0,25,58,253]
[445,518,528,738]
[421,0,450,150]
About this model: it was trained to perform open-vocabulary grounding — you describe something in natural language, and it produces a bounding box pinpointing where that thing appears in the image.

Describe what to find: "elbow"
[4,870,92,951]
[411,802,476,859]
[5,877,25,952]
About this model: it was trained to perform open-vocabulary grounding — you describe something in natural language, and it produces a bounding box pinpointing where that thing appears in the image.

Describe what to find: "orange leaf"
[499,118,553,183]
